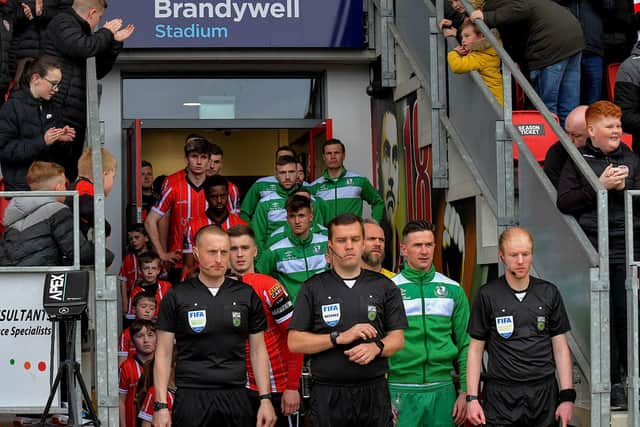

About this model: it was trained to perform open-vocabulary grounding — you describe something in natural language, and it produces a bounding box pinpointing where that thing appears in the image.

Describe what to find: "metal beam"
[121,118,325,130]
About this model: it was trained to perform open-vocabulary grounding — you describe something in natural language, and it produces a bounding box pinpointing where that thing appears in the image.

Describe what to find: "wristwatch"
[153,401,169,411]
[259,393,273,401]
[374,339,385,356]
[330,331,340,346]
[465,395,479,402]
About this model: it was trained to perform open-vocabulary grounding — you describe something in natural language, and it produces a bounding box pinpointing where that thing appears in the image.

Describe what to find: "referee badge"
[537,316,546,332]
[188,310,206,333]
[232,311,242,327]
[368,305,377,321]
[495,315,514,339]
[322,303,341,327]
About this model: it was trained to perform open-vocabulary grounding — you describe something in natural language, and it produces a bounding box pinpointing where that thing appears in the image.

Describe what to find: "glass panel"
[122,78,320,119]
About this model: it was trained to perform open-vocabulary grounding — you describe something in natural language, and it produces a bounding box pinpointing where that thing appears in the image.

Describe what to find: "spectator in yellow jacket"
[446,20,503,106]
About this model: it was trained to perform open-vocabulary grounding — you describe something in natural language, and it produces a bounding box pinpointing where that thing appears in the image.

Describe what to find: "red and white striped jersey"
[183,213,247,254]
[118,327,135,360]
[119,356,144,427]
[228,180,241,214]
[127,280,172,319]
[242,273,303,393]
[153,170,207,265]
[118,253,140,295]
[138,386,175,424]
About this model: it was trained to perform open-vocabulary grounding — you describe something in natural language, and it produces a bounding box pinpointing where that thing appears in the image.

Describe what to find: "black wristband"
[374,339,384,356]
[330,331,340,347]
[259,393,272,401]
[558,389,576,404]
[466,395,478,402]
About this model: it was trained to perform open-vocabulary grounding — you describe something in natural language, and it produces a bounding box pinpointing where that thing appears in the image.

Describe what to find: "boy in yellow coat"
[447,20,503,106]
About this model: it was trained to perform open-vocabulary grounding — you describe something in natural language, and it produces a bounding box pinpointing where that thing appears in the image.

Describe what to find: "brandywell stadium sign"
[104,0,365,48]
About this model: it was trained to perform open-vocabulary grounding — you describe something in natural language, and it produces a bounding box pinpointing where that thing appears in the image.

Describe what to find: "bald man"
[466,227,574,427]
[543,105,588,188]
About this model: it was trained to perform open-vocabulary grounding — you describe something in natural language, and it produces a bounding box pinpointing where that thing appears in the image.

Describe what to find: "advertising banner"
[104,0,365,48]
[0,273,59,409]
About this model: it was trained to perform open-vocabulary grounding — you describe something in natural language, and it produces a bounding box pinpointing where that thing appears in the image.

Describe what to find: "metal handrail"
[0,190,80,272]
[624,190,640,425]
[450,1,612,423]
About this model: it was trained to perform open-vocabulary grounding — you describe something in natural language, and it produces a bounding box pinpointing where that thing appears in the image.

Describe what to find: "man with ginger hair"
[557,100,640,408]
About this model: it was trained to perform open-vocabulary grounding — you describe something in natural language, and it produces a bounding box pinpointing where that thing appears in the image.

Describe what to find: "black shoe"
[611,383,628,410]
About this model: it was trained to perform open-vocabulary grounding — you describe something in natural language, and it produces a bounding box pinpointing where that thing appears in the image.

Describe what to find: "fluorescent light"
[183,102,201,107]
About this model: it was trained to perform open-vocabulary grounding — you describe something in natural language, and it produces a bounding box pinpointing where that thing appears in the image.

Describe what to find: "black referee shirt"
[468,276,571,383]
[157,277,267,389]
[289,269,408,384]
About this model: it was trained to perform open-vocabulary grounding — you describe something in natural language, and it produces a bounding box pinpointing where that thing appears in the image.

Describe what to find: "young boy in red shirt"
[118,292,156,366]
[119,223,151,317]
[119,320,156,427]
[126,253,171,321]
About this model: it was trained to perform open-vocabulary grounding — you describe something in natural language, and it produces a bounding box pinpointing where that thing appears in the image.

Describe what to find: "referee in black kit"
[466,226,575,427]
[288,214,407,427]
[153,225,276,427]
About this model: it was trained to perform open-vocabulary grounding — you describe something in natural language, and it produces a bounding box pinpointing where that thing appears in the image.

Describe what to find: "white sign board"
[0,273,59,410]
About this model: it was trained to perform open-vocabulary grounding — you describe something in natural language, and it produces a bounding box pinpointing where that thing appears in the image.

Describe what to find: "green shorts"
[389,382,457,427]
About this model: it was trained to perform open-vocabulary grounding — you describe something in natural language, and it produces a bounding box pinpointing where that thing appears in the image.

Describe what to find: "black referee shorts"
[310,376,393,427]
[483,375,559,427]
[173,387,254,427]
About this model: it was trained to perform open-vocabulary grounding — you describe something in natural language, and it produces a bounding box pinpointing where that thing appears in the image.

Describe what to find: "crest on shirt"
[322,303,341,327]
[347,178,353,185]
[313,245,322,254]
[368,305,377,321]
[537,316,546,332]
[269,284,284,301]
[232,311,242,327]
[188,310,206,333]
[495,315,514,339]
[435,285,448,298]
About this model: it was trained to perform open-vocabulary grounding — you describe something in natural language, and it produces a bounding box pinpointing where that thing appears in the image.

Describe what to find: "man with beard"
[361,219,395,278]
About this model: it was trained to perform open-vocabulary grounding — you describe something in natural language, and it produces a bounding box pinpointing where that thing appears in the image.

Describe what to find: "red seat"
[621,133,633,150]
[607,63,620,102]
[512,110,560,163]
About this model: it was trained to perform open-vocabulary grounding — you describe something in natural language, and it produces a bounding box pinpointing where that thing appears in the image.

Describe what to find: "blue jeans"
[581,52,604,104]
[530,52,582,127]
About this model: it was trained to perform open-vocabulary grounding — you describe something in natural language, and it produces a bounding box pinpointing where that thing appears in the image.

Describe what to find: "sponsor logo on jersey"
[322,303,341,327]
[188,310,206,333]
[368,305,377,321]
[232,311,242,327]
[269,284,284,301]
[537,316,546,332]
[435,285,448,297]
[495,315,514,339]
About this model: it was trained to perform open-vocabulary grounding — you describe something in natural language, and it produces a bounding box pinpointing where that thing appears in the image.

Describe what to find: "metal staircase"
[373,0,640,425]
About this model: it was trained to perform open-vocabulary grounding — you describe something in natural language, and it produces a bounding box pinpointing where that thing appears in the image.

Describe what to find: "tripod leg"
[38,364,66,425]
[74,362,101,426]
